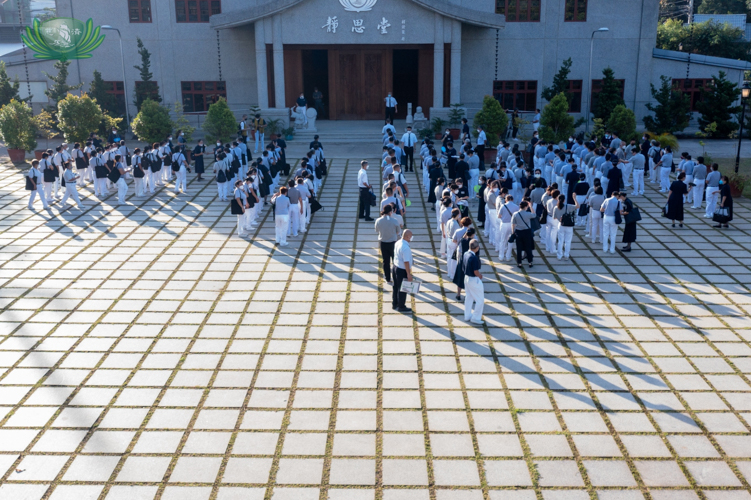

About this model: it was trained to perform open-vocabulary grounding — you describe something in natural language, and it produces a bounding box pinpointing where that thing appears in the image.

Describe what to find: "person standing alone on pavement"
[375,204,402,285]
[385,92,398,123]
[358,160,374,221]
[401,126,417,172]
[463,239,484,324]
[392,229,414,313]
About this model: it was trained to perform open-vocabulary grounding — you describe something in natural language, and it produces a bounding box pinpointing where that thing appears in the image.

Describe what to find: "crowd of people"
[23,124,330,242]
[369,120,737,325]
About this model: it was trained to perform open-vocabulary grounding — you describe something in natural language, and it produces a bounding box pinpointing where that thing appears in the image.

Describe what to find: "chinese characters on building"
[322,16,405,37]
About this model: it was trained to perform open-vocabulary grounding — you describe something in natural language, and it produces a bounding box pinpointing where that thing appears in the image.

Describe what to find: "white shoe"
[280,242,289,246]
[609,250,616,254]
[470,319,485,325]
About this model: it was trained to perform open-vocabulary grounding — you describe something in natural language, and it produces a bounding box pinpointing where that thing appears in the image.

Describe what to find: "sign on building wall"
[324,0,405,40]
[21,18,105,61]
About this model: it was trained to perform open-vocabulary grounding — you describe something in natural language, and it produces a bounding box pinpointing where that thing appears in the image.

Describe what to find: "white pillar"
[254,21,268,109]
[433,14,444,109]
[272,14,286,109]
[450,20,461,105]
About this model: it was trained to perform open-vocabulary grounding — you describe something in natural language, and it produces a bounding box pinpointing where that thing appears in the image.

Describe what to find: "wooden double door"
[327,48,392,120]
[283,45,434,120]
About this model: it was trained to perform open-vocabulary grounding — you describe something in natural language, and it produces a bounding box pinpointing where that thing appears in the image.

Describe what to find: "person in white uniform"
[172,148,189,194]
[59,161,85,209]
[272,187,291,246]
[463,239,484,324]
[26,160,48,210]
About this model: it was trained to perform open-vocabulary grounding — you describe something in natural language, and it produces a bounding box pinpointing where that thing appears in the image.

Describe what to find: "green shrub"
[202,97,236,144]
[57,93,104,144]
[131,98,174,144]
[0,100,37,151]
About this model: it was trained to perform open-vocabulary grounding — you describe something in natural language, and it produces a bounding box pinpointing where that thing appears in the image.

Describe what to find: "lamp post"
[100,25,130,136]
[586,27,609,134]
[735,82,750,174]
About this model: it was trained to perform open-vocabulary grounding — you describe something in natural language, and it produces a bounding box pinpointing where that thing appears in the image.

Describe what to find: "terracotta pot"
[435,133,443,140]
[484,147,497,164]
[449,128,460,140]
[8,148,26,163]
[730,182,744,198]
[34,150,45,160]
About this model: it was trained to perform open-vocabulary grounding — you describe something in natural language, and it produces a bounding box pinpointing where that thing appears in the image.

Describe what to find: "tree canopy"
[657,19,751,61]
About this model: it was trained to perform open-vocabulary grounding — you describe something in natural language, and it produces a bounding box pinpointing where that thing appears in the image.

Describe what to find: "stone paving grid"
[0,155,749,500]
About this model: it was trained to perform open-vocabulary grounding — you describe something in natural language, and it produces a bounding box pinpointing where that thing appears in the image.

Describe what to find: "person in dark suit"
[193,140,206,181]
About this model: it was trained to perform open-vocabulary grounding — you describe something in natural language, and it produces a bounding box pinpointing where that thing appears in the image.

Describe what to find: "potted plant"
[473,96,508,163]
[265,118,283,138]
[728,172,749,198]
[417,126,434,141]
[33,110,56,159]
[447,103,465,139]
[0,99,37,163]
[431,117,447,140]
[281,126,295,141]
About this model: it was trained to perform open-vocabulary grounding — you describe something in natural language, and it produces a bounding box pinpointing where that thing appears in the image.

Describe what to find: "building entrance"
[284,45,434,121]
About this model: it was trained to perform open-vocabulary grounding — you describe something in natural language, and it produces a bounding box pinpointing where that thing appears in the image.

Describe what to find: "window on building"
[129,0,152,22]
[492,80,537,111]
[566,80,583,113]
[495,0,541,22]
[175,0,221,22]
[181,81,226,112]
[103,81,127,117]
[673,78,711,112]
[590,79,626,113]
[564,0,587,22]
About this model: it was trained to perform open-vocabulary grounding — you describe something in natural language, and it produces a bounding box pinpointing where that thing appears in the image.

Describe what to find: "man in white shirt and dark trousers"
[401,126,417,172]
[392,230,413,313]
[385,93,397,124]
[476,126,487,171]
[375,204,402,285]
[358,160,374,221]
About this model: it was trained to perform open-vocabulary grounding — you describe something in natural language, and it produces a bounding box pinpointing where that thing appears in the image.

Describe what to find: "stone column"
[272,14,286,109]
[433,14,444,109]
[254,21,268,109]
[450,20,461,105]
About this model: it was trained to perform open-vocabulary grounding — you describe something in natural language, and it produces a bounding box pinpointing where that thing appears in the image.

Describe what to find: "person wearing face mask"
[497,194,519,261]
[384,92,397,124]
[463,239,484,324]
[192,140,206,181]
[445,208,462,279]
[485,181,500,243]
[655,146,673,193]
[455,178,469,218]
[466,150,480,196]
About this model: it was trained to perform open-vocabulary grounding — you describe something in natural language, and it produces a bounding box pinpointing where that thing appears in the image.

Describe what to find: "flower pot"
[449,128,460,140]
[34,150,45,160]
[8,148,26,163]
[484,147,497,164]
[435,133,443,140]
[286,135,294,141]
[730,182,744,198]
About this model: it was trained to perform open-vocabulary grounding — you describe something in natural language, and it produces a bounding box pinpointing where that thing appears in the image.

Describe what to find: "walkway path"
[0,150,750,500]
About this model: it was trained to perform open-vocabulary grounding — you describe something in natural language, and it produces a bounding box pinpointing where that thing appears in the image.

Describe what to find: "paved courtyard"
[0,149,751,500]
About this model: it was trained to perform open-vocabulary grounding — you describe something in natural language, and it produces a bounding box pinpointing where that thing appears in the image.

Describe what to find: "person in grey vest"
[375,204,402,285]
[691,158,707,210]
[704,163,722,218]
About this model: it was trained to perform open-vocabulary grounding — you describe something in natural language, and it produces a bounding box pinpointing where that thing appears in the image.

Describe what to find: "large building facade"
[2,0,749,128]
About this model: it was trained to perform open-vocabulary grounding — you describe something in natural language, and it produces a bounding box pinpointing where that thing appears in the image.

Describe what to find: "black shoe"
[365,217,374,221]
[529,263,534,268]
[397,307,412,313]
[392,306,398,310]
[359,216,365,219]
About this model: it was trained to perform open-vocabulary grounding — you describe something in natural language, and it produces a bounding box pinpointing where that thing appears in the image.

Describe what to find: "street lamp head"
[742,82,751,99]
[101,25,113,29]
[597,27,609,32]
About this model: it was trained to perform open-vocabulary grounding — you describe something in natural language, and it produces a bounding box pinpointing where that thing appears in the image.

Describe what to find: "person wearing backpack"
[214,152,229,201]
[497,194,519,262]
[109,154,131,204]
[600,190,622,254]
[172,148,190,195]
[59,161,85,209]
[552,194,577,261]
[132,148,145,197]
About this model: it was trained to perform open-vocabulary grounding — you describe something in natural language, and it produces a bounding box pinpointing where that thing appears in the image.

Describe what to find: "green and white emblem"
[21,18,105,61]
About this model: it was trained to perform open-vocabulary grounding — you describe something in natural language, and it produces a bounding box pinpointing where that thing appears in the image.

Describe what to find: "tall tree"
[594,67,625,122]
[697,0,747,16]
[43,60,83,108]
[541,58,573,104]
[133,37,162,110]
[643,75,692,134]
[696,71,742,137]
[0,61,24,107]
[88,70,119,117]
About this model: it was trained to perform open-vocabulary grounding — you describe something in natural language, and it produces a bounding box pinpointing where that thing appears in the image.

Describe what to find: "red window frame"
[590,79,626,113]
[566,80,583,113]
[495,0,541,22]
[564,0,587,22]
[175,0,221,22]
[673,78,712,112]
[492,80,538,112]
[129,0,152,23]
[181,81,227,113]
[103,81,127,117]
